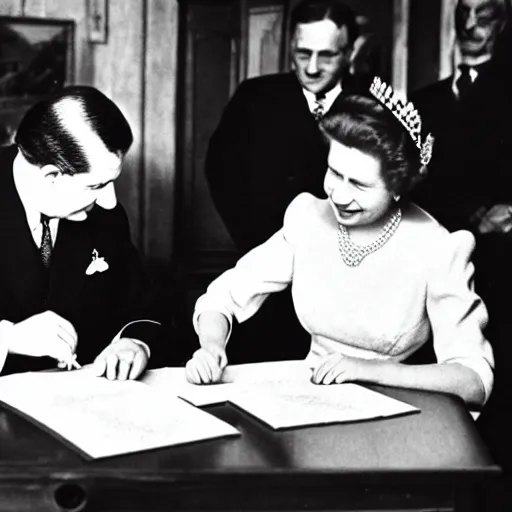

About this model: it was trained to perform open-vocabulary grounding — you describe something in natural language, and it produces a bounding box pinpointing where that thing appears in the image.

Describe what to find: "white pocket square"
[86,249,109,275]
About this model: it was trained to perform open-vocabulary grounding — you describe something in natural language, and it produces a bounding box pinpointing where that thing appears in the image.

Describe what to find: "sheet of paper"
[141,367,235,406]
[141,360,313,406]
[227,382,419,429]
[142,361,419,429]
[0,369,239,459]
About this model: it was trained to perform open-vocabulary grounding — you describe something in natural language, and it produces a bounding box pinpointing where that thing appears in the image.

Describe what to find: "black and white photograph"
[0,0,510,511]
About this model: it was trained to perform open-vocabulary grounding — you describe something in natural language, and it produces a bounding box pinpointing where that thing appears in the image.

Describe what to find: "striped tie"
[40,214,52,269]
[312,92,326,121]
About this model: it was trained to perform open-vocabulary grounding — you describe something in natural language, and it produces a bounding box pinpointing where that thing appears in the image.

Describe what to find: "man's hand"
[477,204,512,234]
[93,338,148,380]
[7,311,77,364]
[311,353,368,385]
[185,346,227,384]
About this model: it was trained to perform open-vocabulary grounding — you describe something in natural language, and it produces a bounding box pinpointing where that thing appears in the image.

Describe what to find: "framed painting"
[0,16,75,146]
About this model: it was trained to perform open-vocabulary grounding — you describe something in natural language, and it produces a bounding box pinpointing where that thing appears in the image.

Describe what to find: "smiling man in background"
[411,0,510,231]
[0,85,160,379]
[204,0,368,364]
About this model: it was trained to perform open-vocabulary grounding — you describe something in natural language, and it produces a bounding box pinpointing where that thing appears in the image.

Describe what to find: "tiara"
[369,76,434,167]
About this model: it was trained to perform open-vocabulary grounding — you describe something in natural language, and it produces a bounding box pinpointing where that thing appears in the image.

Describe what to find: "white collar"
[12,151,57,235]
[452,49,491,96]
[302,83,342,114]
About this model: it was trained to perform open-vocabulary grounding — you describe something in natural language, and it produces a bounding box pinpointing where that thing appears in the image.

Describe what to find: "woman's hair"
[320,94,424,196]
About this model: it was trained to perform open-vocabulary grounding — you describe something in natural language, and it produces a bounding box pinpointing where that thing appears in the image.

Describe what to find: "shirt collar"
[452,48,491,96]
[302,82,342,114]
[13,151,46,234]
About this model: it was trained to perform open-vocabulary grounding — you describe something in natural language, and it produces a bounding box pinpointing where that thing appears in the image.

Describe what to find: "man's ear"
[40,164,62,183]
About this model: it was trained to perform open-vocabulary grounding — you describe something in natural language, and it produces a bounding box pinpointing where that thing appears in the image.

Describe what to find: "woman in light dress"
[186,78,494,411]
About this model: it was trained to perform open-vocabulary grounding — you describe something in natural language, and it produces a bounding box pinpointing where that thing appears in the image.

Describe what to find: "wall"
[0,0,178,268]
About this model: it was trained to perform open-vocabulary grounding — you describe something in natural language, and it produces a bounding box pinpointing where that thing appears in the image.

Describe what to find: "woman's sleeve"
[192,197,301,340]
[426,230,494,403]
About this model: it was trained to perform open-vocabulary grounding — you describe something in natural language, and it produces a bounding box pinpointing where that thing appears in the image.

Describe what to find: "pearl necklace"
[337,208,402,267]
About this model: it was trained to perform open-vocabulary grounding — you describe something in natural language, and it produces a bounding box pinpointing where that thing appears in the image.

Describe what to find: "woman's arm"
[185,311,230,384]
[312,354,485,408]
[363,359,484,406]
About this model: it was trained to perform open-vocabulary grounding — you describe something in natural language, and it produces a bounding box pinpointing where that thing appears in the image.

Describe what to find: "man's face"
[34,99,124,221]
[291,19,351,95]
[455,0,507,62]
[41,152,122,221]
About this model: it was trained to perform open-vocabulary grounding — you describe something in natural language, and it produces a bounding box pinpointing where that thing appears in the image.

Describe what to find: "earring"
[394,195,400,202]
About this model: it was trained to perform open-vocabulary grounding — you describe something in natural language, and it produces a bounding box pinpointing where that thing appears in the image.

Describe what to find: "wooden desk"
[0,385,500,512]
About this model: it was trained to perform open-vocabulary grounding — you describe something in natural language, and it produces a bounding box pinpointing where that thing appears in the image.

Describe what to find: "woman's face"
[324,139,394,227]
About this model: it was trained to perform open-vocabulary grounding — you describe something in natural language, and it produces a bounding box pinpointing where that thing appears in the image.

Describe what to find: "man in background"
[0,85,161,379]
[411,0,512,475]
[411,0,511,231]
[204,0,367,363]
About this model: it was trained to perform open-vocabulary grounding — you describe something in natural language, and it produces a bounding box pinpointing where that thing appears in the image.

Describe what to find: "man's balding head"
[15,86,133,176]
[13,87,132,221]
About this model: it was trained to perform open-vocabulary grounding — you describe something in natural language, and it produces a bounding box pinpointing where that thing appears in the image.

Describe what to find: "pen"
[67,355,82,371]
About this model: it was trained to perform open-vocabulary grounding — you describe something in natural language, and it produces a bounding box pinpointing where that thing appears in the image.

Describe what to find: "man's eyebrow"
[477,4,499,12]
[469,1,500,13]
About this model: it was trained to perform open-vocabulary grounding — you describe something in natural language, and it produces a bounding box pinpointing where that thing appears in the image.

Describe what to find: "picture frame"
[0,16,75,146]
[87,0,108,44]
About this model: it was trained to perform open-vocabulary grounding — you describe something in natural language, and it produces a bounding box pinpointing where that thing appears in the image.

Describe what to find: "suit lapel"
[282,74,323,130]
[0,147,48,312]
[284,76,327,152]
[46,218,93,310]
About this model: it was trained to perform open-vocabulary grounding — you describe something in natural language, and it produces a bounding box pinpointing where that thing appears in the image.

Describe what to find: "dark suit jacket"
[411,57,512,233]
[206,72,368,254]
[0,145,160,374]
[411,75,483,231]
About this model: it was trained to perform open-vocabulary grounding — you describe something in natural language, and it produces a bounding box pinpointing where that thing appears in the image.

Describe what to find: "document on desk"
[141,360,313,406]
[227,382,419,429]
[142,361,419,428]
[0,369,240,459]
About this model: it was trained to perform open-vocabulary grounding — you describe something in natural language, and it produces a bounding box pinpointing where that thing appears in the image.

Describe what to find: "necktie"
[312,93,326,121]
[40,214,52,269]
[456,64,473,100]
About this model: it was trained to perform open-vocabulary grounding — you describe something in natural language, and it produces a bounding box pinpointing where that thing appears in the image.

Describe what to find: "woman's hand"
[311,353,369,385]
[185,345,227,384]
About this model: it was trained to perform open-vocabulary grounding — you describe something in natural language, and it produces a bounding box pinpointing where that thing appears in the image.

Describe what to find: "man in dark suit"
[204,0,367,363]
[411,0,512,477]
[411,0,511,233]
[0,86,160,379]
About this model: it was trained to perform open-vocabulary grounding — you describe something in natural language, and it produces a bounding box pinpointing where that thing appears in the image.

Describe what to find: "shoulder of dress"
[400,203,476,257]
[283,193,327,237]
[285,192,322,218]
